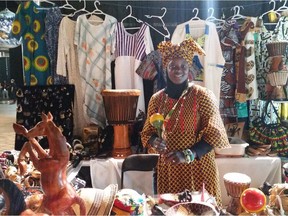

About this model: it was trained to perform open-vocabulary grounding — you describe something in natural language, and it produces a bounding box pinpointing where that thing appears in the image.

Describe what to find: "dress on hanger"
[57,16,87,137]
[218,20,240,124]
[0,8,19,48]
[171,20,225,105]
[45,7,66,84]
[113,22,154,114]
[231,18,258,121]
[274,16,288,41]
[254,18,274,100]
[74,14,117,129]
[10,1,52,86]
[233,19,255,103]
[243,17,259,101]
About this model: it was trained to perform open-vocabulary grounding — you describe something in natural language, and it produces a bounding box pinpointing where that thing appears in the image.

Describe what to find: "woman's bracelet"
[182,149,195,164]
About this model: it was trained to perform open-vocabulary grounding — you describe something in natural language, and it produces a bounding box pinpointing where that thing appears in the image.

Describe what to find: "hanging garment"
[249,18,281,126]
[254,18,274,100]
[57,16,87,137]
[74,14,117,129]
[171,20,225,105]
[274,16,288,42]
[243,17,259,101]
[10,1,52,86]
[233,19,254,103]
[45,7,66,84]
[218,20,240,124]
[113,22,154,114]
[14,85,74,151]
[0,8,19,48]
[136,50,166,94]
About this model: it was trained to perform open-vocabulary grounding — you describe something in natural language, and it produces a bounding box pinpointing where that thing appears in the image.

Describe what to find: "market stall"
[2,0,288,215]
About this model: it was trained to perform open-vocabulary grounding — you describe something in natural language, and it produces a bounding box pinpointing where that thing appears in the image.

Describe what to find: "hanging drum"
[266,41,288,100]
[101,89,141,158]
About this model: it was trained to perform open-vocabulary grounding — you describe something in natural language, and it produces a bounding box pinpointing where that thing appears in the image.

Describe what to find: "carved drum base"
[112,125,132,158]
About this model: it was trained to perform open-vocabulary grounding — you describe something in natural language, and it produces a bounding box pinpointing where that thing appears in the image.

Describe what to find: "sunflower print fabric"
[141,84,230,207]
[11,1,51,86]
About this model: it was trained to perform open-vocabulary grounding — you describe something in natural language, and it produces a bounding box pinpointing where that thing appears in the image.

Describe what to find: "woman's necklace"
[158,88,188,136]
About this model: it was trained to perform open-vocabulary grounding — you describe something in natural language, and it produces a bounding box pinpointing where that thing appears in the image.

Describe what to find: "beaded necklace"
[158,87,189,138]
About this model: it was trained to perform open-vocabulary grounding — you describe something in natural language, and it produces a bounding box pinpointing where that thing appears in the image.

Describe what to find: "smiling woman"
[167,57,189,84]
[141,37,231,207]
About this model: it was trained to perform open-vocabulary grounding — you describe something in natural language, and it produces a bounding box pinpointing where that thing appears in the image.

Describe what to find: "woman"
[140,38,230,206]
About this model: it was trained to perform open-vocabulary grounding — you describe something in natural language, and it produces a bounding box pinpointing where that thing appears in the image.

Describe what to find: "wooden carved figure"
[13,112,86,215]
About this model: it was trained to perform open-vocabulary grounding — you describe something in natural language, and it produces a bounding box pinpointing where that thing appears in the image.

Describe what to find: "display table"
[67,156,282,207]
[216,156,281,206]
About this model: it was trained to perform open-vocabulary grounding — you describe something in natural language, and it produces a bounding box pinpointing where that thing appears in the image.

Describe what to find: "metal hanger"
[191,8,200,20]
[276,0,288,13]
[206,7,225,28]
[69,0,90,17]
[0,0,14,16]
[230,5,246,20]
[39,0,55,6]
[86,1,107,23]
[260,0,280,19]
[89,1,106,15]
[36,0,56,11]
[59,0,77,12]
[144,7,170,41]
[121,5,142,30]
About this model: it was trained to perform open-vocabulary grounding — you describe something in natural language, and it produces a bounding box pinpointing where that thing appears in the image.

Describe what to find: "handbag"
[249,100,288,157]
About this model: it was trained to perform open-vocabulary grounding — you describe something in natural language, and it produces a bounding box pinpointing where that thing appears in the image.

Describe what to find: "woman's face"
[167,57,189,84]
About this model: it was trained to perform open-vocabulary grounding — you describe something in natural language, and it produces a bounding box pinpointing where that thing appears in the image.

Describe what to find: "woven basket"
[266,42,288,57]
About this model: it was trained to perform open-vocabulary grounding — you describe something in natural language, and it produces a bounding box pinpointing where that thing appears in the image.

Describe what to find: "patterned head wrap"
[157,38,205,69]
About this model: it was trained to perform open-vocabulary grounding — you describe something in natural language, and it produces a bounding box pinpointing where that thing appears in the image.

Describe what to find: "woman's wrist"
[182,149,195,164]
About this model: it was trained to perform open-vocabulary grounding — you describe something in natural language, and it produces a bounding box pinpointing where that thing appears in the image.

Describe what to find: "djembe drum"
[101,89,141,158]
[266,41,288,100]
[223,172,251,215]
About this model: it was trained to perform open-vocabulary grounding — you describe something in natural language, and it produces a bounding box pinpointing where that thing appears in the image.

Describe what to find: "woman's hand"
[164,151,186,165]
[150,137,167,154]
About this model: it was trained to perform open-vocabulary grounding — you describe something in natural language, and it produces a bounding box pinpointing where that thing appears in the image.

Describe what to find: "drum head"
[223,172,251,184]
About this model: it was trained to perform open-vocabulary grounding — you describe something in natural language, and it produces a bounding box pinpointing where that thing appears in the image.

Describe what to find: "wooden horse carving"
[13,112,86,215]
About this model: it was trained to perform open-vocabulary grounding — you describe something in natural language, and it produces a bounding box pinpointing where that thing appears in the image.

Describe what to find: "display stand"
[14,85,75,150]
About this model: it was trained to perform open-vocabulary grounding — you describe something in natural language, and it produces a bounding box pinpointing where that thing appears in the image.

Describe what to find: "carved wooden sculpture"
[13,112,86,215]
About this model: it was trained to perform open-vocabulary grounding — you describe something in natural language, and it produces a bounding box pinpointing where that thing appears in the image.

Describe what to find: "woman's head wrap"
[157,38,205,69]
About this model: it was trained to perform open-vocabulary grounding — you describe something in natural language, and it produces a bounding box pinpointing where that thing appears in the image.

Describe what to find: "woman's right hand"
[150,137,167,154]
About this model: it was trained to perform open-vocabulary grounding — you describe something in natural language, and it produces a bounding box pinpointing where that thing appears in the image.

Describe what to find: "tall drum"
[223,172,251,215]
[101,89,141,158]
